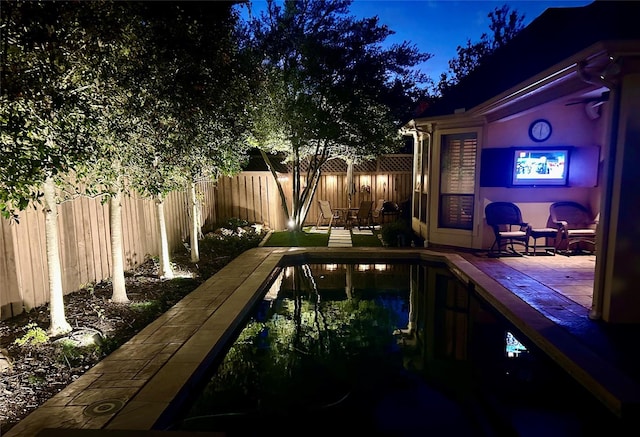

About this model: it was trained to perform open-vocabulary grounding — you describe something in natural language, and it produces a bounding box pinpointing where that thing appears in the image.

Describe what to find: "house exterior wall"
[407,1,640,324]
[597,67,640,323]
[427,123,483,248]
[412,97,606,251]
[407,48,640,324]
[478,100,605,250]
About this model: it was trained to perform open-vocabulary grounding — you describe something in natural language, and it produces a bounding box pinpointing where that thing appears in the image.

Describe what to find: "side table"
[528,227,558,255]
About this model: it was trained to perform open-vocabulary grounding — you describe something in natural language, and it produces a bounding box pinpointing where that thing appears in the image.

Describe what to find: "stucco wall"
[478,100,605,249]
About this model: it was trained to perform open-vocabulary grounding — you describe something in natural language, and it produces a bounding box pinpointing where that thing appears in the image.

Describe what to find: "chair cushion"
[499,231,527,238]
[553,205,591,223]
[566,229,596,237]
[530,227,557,236]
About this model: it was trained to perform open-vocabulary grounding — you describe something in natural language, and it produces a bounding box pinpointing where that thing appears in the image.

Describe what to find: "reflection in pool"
[168,261,620,435]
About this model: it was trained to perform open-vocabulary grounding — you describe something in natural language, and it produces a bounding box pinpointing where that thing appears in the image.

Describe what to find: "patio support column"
[597,61,640,323]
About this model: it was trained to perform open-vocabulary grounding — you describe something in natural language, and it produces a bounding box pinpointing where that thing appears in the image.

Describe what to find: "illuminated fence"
[216,154,413,229]
[0,183,217,320]
[0,155,412,320]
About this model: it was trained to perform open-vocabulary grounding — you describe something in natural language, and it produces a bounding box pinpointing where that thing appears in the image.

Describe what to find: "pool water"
[168,262,622,436]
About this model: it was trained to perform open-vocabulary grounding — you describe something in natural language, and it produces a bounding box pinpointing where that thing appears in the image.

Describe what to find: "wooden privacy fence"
[304,171,412,225]
[0,182,217,320]
[215,171,288,230]
[306,154,414,224]
[0,155,412,320]
[215,155,413,229]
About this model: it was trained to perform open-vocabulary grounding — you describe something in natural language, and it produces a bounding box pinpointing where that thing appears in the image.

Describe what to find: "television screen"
[511,147,570,186]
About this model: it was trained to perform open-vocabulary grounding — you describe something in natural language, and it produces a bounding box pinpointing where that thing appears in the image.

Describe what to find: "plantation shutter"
[439,133,477,229]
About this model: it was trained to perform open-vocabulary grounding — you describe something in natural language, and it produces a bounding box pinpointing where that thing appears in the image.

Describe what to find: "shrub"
[380,220,414,247]
[201,220,267,258]
[13,323,49,347]
[55,339,102,368]
[219,217,250,229]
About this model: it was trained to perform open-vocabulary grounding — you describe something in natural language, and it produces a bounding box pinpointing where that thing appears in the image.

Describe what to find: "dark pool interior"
[166,261,624,436]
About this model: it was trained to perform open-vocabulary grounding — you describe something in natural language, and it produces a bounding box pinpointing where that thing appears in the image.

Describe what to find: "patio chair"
[485,202,529,257]
[549,201,598,255]
[347,200,374,230]
[316,200,340,230]
[371,199,385,225]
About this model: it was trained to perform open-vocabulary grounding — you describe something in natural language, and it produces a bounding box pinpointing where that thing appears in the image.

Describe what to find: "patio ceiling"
[474,45,615,123]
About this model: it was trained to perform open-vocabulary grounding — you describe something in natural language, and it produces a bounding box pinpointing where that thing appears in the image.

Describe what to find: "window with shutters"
[439,133,477,230]
[413,136,422,193]
[413,135,429,222]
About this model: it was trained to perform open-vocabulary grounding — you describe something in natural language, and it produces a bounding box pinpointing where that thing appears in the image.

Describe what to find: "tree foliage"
[125,1,254,269]
[0,1,108,220]
[242,0,431,229]
[436,4,525,95]
[0,1,136,335]
[1,0,255,322]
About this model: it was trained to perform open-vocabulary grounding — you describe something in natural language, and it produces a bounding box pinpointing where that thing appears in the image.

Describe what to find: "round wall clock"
[528,119,552,142]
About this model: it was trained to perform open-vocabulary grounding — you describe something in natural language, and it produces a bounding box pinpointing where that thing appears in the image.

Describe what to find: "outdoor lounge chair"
[316,200,340,230]
[347,200,374,230]
[485,201,529,257]
[549,201,598,255]
[371,199,385,225]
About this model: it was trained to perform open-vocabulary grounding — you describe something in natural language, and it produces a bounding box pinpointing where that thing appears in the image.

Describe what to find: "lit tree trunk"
[346,159,355,208]
[43,176,72,336]
[299,170,321,226]
[260,149,291,226]
[345,264,353,299]
[156,194,174,279]
[109,188,129,303]
[189,182,200,263]
[291,145,302,230]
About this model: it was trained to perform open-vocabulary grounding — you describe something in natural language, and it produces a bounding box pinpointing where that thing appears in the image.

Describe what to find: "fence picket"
[0,157,412,319]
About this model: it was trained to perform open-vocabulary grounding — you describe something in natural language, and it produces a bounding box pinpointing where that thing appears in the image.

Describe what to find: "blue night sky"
[239,0,595,79]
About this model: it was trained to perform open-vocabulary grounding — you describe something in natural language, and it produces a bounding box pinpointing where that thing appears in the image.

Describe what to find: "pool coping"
[8,247,640,436]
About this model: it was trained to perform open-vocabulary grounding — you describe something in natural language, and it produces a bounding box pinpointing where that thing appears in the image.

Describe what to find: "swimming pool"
[165,260,622,435]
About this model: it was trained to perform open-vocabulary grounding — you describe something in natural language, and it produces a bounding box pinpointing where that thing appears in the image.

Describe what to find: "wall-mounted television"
[511,147,571,186]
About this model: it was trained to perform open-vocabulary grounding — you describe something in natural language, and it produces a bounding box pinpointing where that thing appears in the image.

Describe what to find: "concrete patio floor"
[5,247,640,436]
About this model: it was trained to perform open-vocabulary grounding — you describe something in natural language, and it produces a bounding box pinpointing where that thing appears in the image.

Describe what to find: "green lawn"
[262,230,329,247]
[262,229,383,247]
[351,232,383,247]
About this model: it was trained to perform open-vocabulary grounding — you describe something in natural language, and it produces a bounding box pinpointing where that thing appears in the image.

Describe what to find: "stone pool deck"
[5,247,640,436]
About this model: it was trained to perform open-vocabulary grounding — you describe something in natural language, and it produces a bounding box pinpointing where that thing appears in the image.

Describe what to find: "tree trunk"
[289,155,321,231]
[43,176,72,336]
[292,147,301,229]
[189,182,200,263]
[156,194,174,279]
[345,158,355,208]
[345,264,353,299]
[260,149,291,225]
[299,170,320,226]
[260,148,324,231]
[109,189,129,303]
